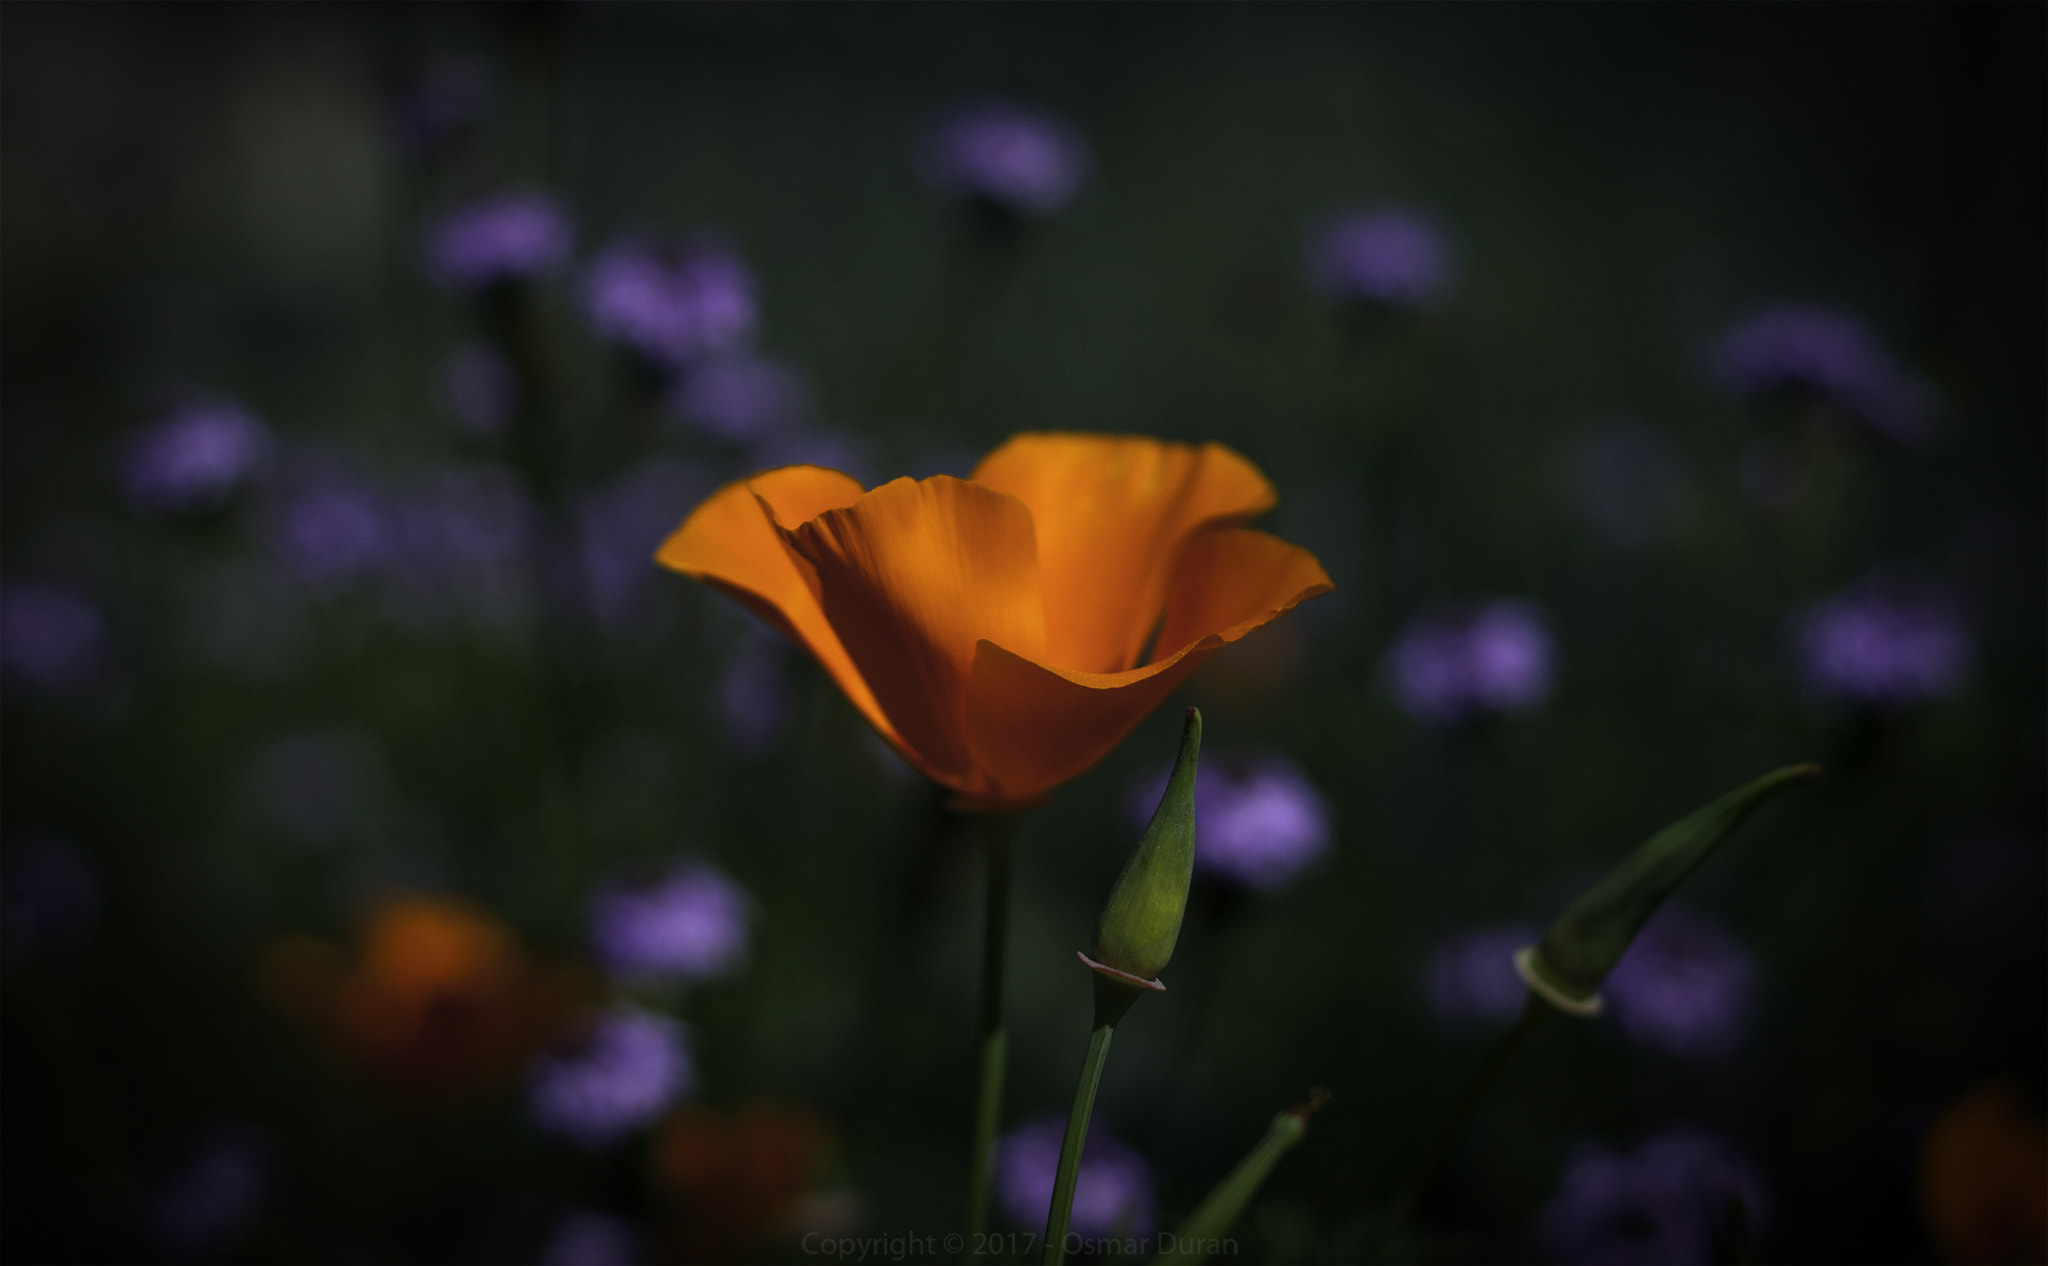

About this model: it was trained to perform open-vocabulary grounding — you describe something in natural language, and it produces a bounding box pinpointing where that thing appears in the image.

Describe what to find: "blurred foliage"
[1,4,2042,1264]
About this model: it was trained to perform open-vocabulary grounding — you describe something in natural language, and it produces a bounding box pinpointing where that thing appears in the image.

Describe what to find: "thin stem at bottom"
[963,813,1017,1263]
[1043,1022,1116,1265]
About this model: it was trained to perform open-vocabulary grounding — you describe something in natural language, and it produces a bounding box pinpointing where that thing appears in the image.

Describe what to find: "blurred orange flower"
[652,1100,838,1263]
[659,433,1332,809]
[259,892,582,1102]
[1917,1080,2048,1264]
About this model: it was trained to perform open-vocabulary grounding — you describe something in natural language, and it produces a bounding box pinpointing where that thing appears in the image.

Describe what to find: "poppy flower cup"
[657,433,1333,811]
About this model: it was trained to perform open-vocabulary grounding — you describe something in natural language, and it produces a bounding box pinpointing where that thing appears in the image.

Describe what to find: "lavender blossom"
[144,1123,272,1260]
[1422,922,1541,1029]
[117,400,271,515]
[0,581,103,692]
[583,236,757,366]
[263,460,392,597]
[1711,304,1932,444]
[1794,581,1970,708]
[589,865,750,984]
[425,191,573,291]
[1,832,98,958]
[1304,207,1455,308]
[1540,1127,1767,1265]
[921,102,1090,217]
[529,1006,693,1147]
[541,1209,642,1266]
[439,342,518,437]
[1603,904,1759,1060]
[1385,601,1554,723]
[993,1116,1154,1239]
[1124,752,1332,891]
[667,353,811,442]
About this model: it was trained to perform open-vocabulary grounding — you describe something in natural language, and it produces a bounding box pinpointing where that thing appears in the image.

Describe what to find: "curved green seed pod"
[1085,708,1201,1028]
[1520,763,1819,1012]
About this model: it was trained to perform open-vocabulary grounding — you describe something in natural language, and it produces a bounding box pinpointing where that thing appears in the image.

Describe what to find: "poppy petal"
[781,476,1046,792]
[655,467,905,757]
[971,434,1277,674]
[963,529,1330,802]
[1152,528,1336,660]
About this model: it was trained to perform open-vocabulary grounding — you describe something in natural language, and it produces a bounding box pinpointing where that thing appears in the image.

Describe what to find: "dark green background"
[3,4,2042,1263]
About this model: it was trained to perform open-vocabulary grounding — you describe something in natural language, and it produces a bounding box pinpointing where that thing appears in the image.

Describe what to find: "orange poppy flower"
[658,433,1333,809]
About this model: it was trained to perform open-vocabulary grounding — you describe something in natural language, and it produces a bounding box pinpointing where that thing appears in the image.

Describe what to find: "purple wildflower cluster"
[424,191,573,291]
[529,1006,694,1148]
[993,1116,1154,1238]
[1124,751,1332,891]
[1384,601,1554,723]
[118,400,271,516]
[1304,207,1455,308]
[1604,903,1759,1060]
[584,236,758,367]
[1422,922,1539,1029]
[668,352,813,442]
[1712,304,1932,445]
[1540,1127,1767,1265]
[588,864,750,984]
[1794,581,1970,708]
[922,102,1091,217]
[0,581,103,693]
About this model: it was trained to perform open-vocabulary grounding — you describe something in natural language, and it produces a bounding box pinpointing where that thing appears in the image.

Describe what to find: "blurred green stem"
[1382,998,1552,1244]
[1043,1021,1116,1265]
[964,813,1017,1262]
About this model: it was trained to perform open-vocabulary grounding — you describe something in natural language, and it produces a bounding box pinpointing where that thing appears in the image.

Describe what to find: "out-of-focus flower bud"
[1085,708,1201,1027]
[1515,764,1817,1016]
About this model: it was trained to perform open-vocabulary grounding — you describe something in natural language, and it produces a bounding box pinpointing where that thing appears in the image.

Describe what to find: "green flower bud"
[1517,763,1819,1015]
[1082,708,1201,1027]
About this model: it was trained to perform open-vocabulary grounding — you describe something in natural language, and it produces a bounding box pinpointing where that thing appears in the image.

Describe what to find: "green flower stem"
[1043,1021,1117,1265]
[1154,1089,1329,1265]
[1382,998,1552,1242]
[964,813,1018,1263]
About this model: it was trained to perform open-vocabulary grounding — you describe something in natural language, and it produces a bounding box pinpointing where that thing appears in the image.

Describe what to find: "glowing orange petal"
[1151,528,1335,660]
[655,467,900,752]
[971,434,1277,673]
[781,476,1046,794]
[962,528,1330,803]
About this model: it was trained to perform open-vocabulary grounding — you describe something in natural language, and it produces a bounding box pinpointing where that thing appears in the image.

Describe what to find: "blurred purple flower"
[1540,1127,1767,1266]
[1124,752,1332,891]
[993,1116,1153,1238]
[425,191,573,291]
[1604,904,1759,1060]
[1,832,98,958]
[1572,421,1685,551]
[584,236,757,367]
[391,56,494,159]
[0,581,103,692]
[530,1006,693,1147]
[1422,922,1540,1029]
[244,727,389,849]
[541,1209,642,1266]
[264,461,392,597]
[1385,600,1554,723]
[668,353,811,443]
[589,865,750,984]
[576,458,713,626]
[718,637,793,756]
[1711,304,1932,444]
[1304,207,1455,308]
[922,101,1090,216]
[439,341,518,437]
[117,400,271,515]
[1794,581,1970,708]
[144,1123,272,1260]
